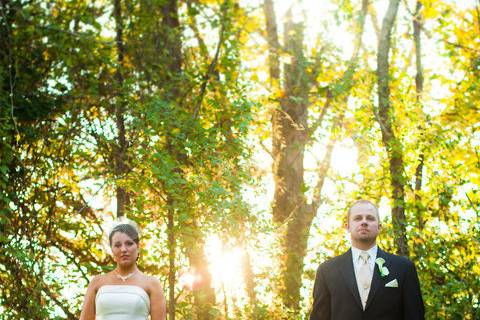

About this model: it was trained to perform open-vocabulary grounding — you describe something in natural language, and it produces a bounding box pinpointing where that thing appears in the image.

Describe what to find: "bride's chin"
[117,260,135,268]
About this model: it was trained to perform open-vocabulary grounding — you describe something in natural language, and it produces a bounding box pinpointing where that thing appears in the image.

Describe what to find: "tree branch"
[42,284,77,320]
[186,0,209,59]
[310,120,338,214]
[192,0,229,120]
[368,1,381,42]
[264,0,281,81]
[308,0,368,136]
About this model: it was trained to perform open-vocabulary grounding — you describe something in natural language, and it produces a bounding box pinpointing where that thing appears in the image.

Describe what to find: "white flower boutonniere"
[375,257,390,278]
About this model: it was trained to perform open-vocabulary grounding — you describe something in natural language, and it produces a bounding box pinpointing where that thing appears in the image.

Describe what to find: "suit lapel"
[339,249,363,310]
[365,248,387,310]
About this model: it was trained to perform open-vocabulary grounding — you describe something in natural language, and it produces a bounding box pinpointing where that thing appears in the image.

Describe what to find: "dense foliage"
[0,0,478,319]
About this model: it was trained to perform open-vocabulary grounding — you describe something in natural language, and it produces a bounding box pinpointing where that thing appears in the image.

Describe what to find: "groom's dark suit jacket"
[310,248,424,320]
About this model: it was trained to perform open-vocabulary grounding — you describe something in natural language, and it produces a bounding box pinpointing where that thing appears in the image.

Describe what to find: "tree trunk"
[264,0,368,311]
[166,197,176,320]
[158,0,215,320]
[161,0,182,86]
[238,221,256,310]
[263,0,280,82]
[413,0,425,230]
[270,11,310,311]
[183,223,216,320]
[376,0,409,256]
[242,250,256,305]
[113,0,128,218]
[0,0,14,240]
[160,2,216,318]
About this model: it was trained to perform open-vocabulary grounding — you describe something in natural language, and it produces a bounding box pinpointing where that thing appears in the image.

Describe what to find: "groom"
[310,200,424,320]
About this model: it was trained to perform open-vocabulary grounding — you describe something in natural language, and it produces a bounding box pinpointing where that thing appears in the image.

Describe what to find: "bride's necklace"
[115,269,138,282]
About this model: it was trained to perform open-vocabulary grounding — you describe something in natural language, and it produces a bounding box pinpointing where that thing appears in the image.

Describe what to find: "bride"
[80,222,166,320]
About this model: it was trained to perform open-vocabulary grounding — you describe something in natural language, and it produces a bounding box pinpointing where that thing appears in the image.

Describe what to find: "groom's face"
[346,202,381,247]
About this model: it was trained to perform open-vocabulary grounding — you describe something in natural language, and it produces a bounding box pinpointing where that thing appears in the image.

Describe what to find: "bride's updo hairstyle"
[108,222,140,246]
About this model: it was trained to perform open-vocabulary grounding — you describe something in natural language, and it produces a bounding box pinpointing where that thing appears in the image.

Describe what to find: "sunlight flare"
[205,235,245,294]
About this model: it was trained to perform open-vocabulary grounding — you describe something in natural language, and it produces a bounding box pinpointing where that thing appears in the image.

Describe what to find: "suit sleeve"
[310,264,330,320]
[402,260,425,320]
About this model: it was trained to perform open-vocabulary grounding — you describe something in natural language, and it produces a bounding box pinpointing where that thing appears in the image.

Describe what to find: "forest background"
[1,0,479,319]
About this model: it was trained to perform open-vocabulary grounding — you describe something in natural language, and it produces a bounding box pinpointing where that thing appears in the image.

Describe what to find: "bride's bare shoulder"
[138,273,162,290]
[88,273,112,290]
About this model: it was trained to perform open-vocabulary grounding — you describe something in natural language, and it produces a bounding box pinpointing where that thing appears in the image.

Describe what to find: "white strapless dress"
[96,285,150,320]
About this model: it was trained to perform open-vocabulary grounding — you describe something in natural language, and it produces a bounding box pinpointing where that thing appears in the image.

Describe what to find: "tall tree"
[112,0,129,218]
[0,0,111,318]
[263,0,368,311]
[376,0,408,256]
[161,1,184,319]
[412,0,425,230]
[125,1,252,318]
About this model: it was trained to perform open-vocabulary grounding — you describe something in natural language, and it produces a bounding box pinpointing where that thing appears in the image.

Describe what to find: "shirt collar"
[351,245,378,263]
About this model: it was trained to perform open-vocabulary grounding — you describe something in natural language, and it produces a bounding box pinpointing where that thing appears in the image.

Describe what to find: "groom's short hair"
[347,199,380,221]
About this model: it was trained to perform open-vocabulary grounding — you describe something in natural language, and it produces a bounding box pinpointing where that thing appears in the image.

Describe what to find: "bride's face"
[111,231,139,267]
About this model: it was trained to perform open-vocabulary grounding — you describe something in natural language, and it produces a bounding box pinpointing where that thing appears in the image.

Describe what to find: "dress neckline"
[97,284,149,297]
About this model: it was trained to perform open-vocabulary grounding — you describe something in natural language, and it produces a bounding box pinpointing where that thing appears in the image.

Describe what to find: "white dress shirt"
[351,245,378,273]
[351,245,378,308]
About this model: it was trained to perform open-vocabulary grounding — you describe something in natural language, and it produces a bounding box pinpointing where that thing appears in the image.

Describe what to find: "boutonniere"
[375,257,389,278]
